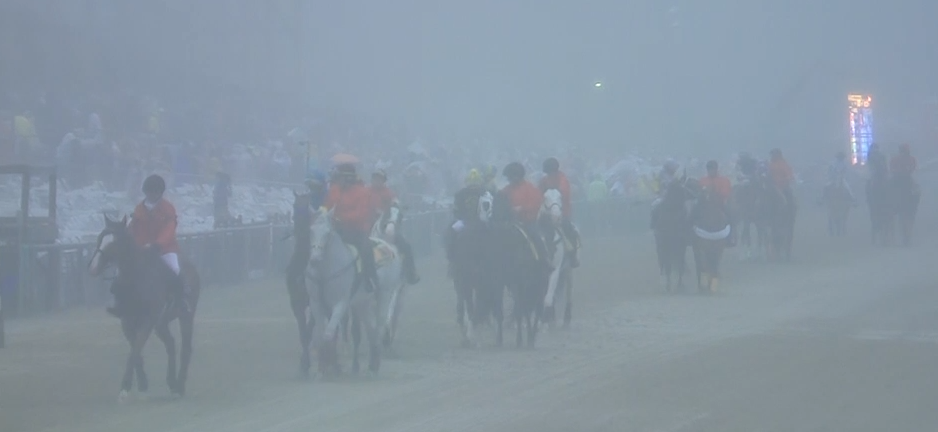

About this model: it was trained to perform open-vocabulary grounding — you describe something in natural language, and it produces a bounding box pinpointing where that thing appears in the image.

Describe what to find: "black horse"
[892,174,920,246]
[866,174,895,247]
[690,188,732,293]
[446,186,502,347]
[651,176,693,292]
[88,215,201,401]
[286,191,317,378]
[761,179,796,261]
[734,177,769,258]
[491,192,548,348]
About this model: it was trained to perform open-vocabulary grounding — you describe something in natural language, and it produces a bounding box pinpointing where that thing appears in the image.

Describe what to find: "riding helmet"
[542,157,560,174]
[142,174,166,196]
[770,148,782,158]
[503,162,525,182]
[372,169,387,180]
[706,160,718,172]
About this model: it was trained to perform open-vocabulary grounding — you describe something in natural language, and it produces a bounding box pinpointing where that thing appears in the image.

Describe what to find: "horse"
[370,202,408,350]
[286,191,316,378]
[448,189,499,347]
[822,180,852,237]
[306,208,399,376]
[652,176,693,292]
[734,176,769,260]
[891,174,920,247]
[539,188,575,329]
[88,215,201,402]
[690,188,732,293]
[490,192,549,348]
[761,179,796,261]
[866,174,895,247]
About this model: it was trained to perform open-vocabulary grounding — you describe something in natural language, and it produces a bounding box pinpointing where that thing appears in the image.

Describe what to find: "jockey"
[445,169,489,261]
[699,160,733,205]
[768,148,796,206]
[108,174,187,318]
[369,169,420,284]
[827,151,856,201]
[324,163,378,292]
[498,162,548,267]
[890,143,917,180]
[735,152,757,184]
[651,159,681,209]
[699,160,735,245]
[539,157,580,267]
[483,165,499,194]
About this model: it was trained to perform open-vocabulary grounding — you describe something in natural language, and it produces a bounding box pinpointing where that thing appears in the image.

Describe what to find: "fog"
[4,0,936,158]
[2,2,938,432]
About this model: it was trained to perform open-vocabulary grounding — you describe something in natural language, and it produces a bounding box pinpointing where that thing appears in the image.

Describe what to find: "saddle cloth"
[345,237,398,273]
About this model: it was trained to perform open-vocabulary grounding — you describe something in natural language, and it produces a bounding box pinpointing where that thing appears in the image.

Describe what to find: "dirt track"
[2,193,937,432]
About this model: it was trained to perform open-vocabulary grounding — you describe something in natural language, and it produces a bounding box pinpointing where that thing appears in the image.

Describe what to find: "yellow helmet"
[465,169,483,186]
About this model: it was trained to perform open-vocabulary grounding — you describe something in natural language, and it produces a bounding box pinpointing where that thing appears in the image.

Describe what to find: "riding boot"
[396,236,420,284]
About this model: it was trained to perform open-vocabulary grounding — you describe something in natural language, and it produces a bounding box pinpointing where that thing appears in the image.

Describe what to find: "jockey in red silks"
[538,157,580,267]
[498,162,548,266]
[369,169,419,284]
[890,143,917,179]
[325,163,379,291]
[768,148,796,207]
[699,160,736,245]
[699,160,733,205]
[109,174,187,318]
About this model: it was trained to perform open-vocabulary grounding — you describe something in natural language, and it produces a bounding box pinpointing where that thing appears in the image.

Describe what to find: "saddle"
[345,238,398,273]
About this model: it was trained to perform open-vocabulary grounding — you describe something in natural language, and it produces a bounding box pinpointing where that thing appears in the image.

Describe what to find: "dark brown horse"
[88,215,201,402]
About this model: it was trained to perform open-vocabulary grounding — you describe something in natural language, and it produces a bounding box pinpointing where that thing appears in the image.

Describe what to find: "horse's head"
[541,188,563,225]
[308,206,335,264]
[478,191,494,223]
[385,202,403,239]
[88,214,133,276]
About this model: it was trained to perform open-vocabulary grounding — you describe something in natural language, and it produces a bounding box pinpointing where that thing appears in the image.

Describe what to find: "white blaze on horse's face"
[308,211,331,263]
[478,192,494,223]
[384,205,400,239]
[543,189,563,225]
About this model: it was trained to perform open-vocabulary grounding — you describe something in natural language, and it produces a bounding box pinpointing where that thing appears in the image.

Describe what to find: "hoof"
[118,390,131,405]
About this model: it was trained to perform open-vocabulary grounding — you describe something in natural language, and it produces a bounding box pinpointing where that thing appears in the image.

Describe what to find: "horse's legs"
[513,285,523,348]
[351,314,361,374]
[175,314,194,396]
[493,284,504,347]
[154,323,177,394]
[562,270,573,327]
[120,320,154,403]
[290,283,313,378]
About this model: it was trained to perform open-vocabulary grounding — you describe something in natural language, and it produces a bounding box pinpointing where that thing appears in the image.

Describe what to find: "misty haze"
[1,1,937,431]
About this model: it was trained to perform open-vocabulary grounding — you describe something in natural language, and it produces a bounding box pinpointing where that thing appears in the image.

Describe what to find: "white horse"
[370,202,408,350]
[306,208,400,376]
[540,188,575,329]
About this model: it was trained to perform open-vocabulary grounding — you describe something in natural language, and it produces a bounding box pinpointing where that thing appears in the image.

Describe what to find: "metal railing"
[2,199,650,319]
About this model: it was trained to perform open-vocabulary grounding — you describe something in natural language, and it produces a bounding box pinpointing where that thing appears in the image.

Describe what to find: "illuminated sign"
[848,94,873,165]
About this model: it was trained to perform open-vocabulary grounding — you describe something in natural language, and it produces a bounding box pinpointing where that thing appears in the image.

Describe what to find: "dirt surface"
[2,192,937,432]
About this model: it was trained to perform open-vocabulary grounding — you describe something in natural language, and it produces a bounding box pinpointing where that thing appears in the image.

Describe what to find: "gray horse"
[306,208,400,376]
